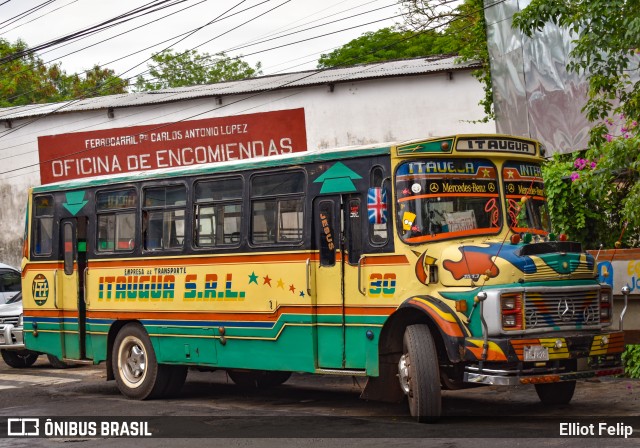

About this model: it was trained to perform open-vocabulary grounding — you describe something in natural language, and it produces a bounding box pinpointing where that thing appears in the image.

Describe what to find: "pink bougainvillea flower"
[605,134,613,142]
[590,162,597,169]
[570,172,580,182]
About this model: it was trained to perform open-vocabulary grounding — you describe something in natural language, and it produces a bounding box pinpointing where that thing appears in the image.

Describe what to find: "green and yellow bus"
[21,134,625,422]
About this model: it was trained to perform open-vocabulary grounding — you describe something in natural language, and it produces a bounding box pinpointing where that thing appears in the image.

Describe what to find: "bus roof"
[31,133,541,193]
[32,142,393,193]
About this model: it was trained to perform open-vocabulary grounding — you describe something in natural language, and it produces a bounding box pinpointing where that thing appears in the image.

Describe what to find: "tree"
[0,38,128,107]
[317,27,457,68]
[513,0,640,246]
[133,49,262,91]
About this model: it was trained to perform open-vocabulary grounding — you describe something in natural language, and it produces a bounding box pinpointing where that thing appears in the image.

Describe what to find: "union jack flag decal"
[367,188,388,224]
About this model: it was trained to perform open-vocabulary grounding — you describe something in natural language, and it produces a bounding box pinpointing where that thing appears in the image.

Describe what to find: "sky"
[0,0,403,81]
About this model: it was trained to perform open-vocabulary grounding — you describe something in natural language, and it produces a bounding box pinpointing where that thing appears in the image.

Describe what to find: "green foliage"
[622,345,640,379]
[0,38,127,107]
[542,147,639,249]
[317,27,458,68]
[542,154,609,248]
[134,49,262,91]
[514,0,640,246]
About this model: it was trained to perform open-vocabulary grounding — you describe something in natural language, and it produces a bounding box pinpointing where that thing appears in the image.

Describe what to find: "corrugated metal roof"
[0,55,479,120]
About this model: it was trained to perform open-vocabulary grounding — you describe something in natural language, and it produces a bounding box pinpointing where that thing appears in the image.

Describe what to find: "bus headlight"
[501,293,523,330]
[599,288,612,325]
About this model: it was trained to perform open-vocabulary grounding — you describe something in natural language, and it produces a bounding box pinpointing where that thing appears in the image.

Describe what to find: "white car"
[0,292,67,368]
[0,263,20,305]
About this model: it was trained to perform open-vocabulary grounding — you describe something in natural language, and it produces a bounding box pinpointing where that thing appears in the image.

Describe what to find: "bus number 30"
[368,273,397,297]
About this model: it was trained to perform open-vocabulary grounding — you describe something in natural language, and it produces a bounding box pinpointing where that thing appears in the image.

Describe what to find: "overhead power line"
[0,1,189,65]
[0,0,507,177]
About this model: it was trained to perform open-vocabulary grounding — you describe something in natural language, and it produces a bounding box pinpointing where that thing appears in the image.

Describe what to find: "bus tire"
[46,354,69,369]
[228,370,292,389]
[112,323,169,400]
[163,365,188,397]
[1,349,39,368]
[535,381,576,405]
[398,324,442,423]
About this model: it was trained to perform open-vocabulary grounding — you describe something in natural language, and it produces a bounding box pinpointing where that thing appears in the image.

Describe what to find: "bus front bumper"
[461,330,625,386]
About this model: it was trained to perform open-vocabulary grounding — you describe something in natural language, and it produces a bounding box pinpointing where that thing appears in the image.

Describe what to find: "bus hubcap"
[398,354,411,395]
[120,338,147,384]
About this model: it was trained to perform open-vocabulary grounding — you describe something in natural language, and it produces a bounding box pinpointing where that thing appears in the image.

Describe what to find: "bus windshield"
[503,161,551,235]
[396,158,501,243]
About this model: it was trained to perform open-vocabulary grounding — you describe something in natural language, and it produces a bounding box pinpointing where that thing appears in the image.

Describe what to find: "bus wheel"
[228,370,292,389]
[398,324,442,423]
[1,350,39,368]
[535,381,576,405]
[112,323,169,400]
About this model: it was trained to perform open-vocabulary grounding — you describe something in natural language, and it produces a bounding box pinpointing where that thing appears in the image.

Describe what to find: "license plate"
[524,345,549,362]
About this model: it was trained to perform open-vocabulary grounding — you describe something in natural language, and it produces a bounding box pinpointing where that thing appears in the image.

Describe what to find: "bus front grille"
[524,290,600,329]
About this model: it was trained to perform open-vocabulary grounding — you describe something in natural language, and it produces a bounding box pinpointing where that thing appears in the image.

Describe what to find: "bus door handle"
[358,255,367,296]
[305,258,312,296]
[53,269,59,309]
[83,267,89,307]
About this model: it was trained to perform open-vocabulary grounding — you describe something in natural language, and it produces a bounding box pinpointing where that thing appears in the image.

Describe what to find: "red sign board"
[37,108,307,184]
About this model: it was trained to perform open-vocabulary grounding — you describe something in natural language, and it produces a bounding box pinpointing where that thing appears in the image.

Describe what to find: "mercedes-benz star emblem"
[557,299,576,322]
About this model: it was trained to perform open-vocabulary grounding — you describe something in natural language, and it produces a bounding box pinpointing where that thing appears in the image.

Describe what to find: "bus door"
[56,218,88,360]
[312,195,363,369]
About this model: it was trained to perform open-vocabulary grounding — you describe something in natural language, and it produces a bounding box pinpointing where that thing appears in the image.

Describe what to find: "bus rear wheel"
[398,324,442,423]
[228,370,292,389]
[112,323,170,400]
[535,381,576,405]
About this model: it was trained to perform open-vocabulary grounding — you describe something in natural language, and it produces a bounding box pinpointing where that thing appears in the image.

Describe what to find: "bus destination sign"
[455,137,536,155]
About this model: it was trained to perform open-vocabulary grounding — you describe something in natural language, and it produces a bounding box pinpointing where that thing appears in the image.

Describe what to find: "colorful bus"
[21,134,626,422]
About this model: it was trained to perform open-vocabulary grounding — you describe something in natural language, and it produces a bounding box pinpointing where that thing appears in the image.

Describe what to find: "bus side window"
[318,201,336,267]
[194,177,243,248]
[143,185,186,251]
[250,171,305,245]
[369,166,389,245]
[96,189,136,253]
[33,195,54,256]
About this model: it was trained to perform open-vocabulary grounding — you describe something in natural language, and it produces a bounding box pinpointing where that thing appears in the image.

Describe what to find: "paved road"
[0,357,638,447]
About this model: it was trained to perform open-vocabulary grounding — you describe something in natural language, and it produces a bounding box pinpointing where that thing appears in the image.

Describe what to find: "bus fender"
[398,296,470,364]
[360,296,469,403]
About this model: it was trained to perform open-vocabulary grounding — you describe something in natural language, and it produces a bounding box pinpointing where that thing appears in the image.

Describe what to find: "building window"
[33,195,54,256]
[143,185,186,251]
[96,189,136,252]
[251,171,305,245]
[194,177,243,247]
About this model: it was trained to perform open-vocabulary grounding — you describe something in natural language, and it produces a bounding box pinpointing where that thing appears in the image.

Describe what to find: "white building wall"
[0,70,494,268]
